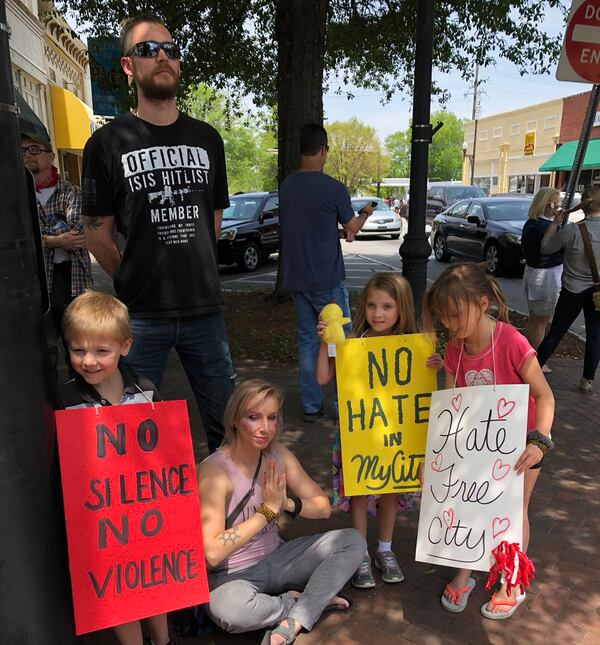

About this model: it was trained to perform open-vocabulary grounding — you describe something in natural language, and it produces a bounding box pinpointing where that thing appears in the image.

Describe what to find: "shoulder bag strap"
[225,451,263,530]
[577,221,600,286]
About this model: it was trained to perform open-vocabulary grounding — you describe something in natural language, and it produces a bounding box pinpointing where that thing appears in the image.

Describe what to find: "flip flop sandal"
[480,591,526,620]
[260,616,298,645]
[322,591,354,613]
[440,577,476,613]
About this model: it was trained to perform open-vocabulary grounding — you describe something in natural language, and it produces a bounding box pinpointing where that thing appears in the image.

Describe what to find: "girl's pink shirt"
[444,321,537,432]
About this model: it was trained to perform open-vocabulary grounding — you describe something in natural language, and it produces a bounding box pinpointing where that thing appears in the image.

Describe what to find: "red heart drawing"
[431,454,443,472]
[492,517,510,538]
[443,508,454,529]
[451,394,462,412]
[492,459,510,481]
[496,398,516,419]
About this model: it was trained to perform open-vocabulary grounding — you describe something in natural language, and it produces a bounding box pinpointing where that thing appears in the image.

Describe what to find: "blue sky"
[323,4,589,140]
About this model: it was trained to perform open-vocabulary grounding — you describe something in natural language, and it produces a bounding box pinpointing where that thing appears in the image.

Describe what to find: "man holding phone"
[280,123,371,422]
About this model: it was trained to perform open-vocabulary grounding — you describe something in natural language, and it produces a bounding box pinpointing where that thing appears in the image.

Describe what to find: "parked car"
[426,183,486,222]
[218,191,279,271]
[491,192,534,199]
[351,197,403,239]
[430,197,531,275]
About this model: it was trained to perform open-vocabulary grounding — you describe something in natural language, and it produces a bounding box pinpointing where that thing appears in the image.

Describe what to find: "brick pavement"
[80,352,600,645]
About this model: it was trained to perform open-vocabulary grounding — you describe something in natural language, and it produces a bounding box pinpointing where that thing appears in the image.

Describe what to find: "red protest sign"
[56,400,208,635]
[557,0,600,83]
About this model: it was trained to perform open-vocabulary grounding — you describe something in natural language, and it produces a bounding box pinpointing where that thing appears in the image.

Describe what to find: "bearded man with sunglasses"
[81,14,234,458]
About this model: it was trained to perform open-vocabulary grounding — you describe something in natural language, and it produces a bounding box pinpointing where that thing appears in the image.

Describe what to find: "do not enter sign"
[557,0,600,83]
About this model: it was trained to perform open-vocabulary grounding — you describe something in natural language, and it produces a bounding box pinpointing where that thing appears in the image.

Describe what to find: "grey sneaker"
[351,557,376,589]
[374,550,404,583]
[580,377,593,393]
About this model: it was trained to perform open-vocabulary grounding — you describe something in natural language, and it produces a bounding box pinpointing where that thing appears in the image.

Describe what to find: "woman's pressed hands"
[262,460,287,515]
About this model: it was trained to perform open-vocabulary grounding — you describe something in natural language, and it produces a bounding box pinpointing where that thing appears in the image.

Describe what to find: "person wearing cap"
[21,131,93,382]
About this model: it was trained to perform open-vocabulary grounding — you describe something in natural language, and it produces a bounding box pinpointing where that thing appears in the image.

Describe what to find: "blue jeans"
[537,286,600,380]
[123,312,235,452]
[290,283,351,413]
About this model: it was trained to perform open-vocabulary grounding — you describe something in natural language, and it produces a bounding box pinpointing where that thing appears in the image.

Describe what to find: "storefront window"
[508,174,536,194]
[474,177,491,194]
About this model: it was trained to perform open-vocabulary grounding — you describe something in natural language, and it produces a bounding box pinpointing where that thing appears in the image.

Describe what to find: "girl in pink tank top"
[422,263,555,621]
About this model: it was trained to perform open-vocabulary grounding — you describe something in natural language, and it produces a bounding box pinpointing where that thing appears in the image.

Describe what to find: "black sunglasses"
[125,40,181,60]
[21,144,51,156]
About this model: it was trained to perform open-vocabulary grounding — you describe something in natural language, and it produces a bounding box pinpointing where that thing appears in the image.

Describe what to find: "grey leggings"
[207,528,365,633]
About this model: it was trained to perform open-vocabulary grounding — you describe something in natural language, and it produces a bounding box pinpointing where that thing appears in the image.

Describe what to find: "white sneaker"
[580,377,593,393]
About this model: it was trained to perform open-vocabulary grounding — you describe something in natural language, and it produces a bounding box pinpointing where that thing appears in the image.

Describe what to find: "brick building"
[463,90,600,195]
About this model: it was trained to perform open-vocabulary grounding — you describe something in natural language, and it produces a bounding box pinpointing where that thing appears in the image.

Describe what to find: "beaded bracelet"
[256,503,279,526]
[527,439,549,457]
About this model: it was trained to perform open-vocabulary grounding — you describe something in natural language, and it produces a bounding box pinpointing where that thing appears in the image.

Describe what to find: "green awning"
[539,139,600,172]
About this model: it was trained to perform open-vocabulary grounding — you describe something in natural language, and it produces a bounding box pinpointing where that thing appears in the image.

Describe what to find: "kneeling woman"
[197,380,365,645]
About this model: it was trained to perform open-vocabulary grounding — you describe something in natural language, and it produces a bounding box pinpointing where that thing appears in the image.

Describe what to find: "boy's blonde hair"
[62,291,131,344]
[421,262,509,334]
[222,379,284,448]
[353,272,416,336]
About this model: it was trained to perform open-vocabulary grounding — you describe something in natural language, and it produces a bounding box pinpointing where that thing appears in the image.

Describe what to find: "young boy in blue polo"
[55,290,175,645]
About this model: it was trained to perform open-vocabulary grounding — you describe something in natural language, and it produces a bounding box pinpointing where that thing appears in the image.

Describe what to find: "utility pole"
[470,63,479,185]
[0,1,77,641]
[400,0,435,308]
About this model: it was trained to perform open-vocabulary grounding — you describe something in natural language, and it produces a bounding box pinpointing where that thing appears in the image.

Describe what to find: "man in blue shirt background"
[280,123,369,421]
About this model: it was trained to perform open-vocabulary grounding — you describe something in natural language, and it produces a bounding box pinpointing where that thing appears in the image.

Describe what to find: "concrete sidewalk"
[82,353,600,645]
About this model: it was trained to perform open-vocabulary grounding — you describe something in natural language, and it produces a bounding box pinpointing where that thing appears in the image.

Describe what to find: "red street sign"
[56,400,209,635]
[557,0,600,83]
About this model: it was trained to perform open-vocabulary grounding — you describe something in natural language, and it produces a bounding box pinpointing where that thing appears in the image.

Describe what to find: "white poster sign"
[416,385,527,572]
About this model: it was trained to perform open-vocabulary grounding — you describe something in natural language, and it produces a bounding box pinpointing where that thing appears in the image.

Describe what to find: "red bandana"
[35,165,58,191]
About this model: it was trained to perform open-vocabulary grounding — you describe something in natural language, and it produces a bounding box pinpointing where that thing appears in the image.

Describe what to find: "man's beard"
[135,67,179,101]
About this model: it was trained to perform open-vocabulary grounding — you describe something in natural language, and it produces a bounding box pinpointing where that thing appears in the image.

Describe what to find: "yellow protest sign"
[335,334,437,496]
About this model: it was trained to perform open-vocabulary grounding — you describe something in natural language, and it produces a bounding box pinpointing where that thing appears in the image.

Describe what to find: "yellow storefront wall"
[50,85,94,154]
[462,98,562,193]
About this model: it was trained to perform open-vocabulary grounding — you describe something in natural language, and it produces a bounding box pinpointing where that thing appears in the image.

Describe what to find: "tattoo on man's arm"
[83,215,103,230]
[218,527,241,546]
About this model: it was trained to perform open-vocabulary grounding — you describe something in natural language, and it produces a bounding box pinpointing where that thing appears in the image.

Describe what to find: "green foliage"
[184,85,277,192]
[385,110,465,182]
[324,118,384,196]
[62,0,566,109]
[428,111,465,181]
[385,129,411,178]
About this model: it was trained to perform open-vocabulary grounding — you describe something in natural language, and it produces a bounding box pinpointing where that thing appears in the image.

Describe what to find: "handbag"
[577,221,600,311]
[224,451,263,529]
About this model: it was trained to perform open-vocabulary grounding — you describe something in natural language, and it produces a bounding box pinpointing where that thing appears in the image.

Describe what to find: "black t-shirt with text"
[82,112,229,317]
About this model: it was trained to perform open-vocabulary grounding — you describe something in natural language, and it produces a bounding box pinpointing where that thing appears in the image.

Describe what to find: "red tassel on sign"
[485,541,535,595]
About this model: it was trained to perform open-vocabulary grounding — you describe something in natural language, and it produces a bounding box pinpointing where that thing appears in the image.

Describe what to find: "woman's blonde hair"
[62,291,131,343]
[353,272,416,336]
[421,262,509,334]
[528,187,560,220]
[222,379,284,448]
